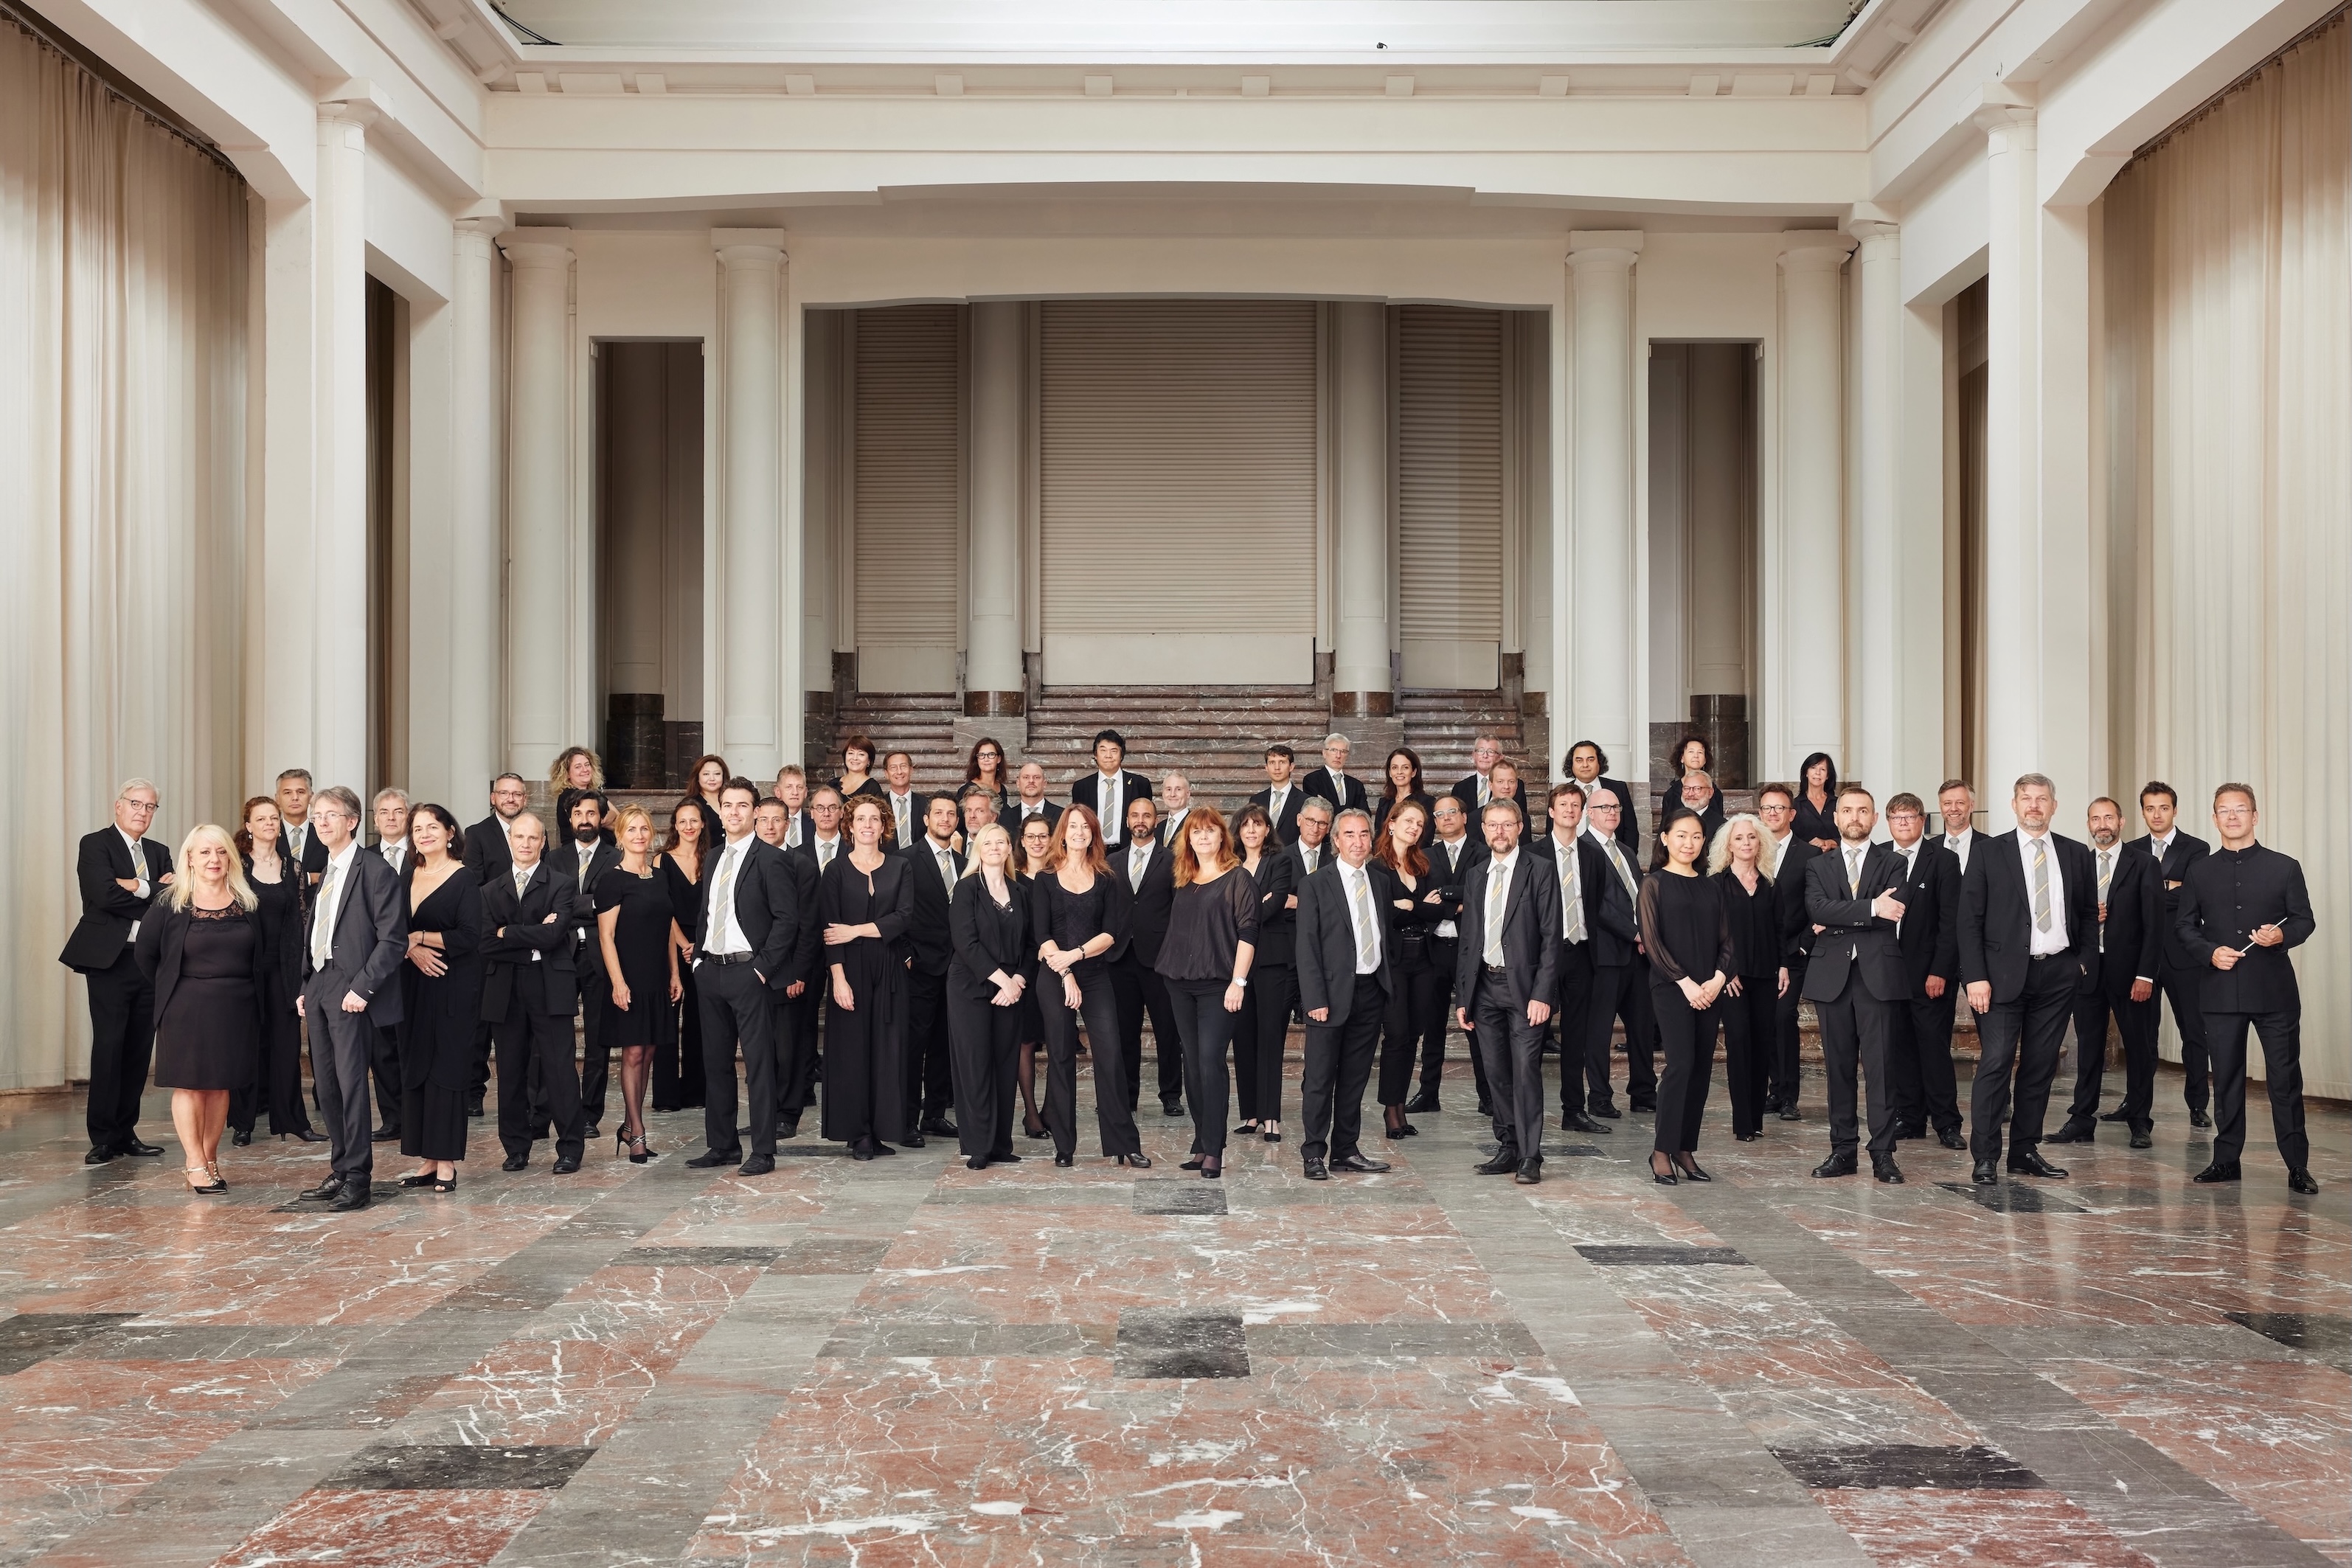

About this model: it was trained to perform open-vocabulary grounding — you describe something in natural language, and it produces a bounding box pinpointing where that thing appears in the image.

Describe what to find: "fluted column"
[312,98,374,793]
[448,215,504,796]
[714,230,785,777]
[965,300,1026,737]
[1850,221,1902,797]
[1331,300,1392,724]
[1976,94,2040,816]
[1773,233,1855,778]
[1567,232,1642,783]
[500,228,573,777]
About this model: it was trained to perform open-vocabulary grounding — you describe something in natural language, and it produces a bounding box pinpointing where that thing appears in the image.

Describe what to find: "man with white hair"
[59,778,176,1163]
[1302,733,1369,815]
[1159,772,1194,847]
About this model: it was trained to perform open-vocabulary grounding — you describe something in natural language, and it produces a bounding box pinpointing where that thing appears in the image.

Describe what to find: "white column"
[965,301,1025,728]
[1774,233,1855,780]
[255,196,316,781]
[448,215,504,797]
[1977,94,2041,821]
[2036,202,2097,802]
[312,100,374,794]
[714,230,785,777]
[1331,300,1391,721]
[500,228,573,777]
[1850,221,1903,797]
[1567,232,1642,783]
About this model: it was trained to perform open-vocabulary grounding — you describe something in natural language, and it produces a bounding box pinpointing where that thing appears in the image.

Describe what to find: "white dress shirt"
[313,840,360,971]
[1434,836,1466,938]
[379,837,409,875]
[1266,783,1290,822]
[119,828,151,942]
[1943,825,1975,874]
[1128,836,1154,892]
[2147,828,2175,864]
[1336,858,1383,974]
[1480,849,1518,966]
[887,792,917,847]
[2017,831,2070,956]
[705,835,754,957]
[1765,829,1792,881]
[1095,772,1125,842]
[513,864,543,961]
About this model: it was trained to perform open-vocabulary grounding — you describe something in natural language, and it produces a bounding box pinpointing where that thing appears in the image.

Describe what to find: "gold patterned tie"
[312,863,337,969]
[1561,847,1586,943]
[1353,870,1379,970]
[2031,839,2053,932]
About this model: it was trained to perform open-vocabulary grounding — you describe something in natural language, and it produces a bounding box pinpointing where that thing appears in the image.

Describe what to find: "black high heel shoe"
[231,1128,252,1147]
[1649,1154,1679,1186]
[1118,1152,1152,1169]
[1674,1154,1713,1183]
[1023,1117,1049,1139]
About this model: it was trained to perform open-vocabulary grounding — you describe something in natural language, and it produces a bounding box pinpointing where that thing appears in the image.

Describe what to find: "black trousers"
[496,1008,586,1162]
[780,985,823,1118]
[83,948,155,1151]
[1649,979,1718,1156]
[1378,962,1447,1106]
[303,973,377,1183]
[229,1002,310,1137]
[1041,965,1138,1159]
[903,968,956,1127]
[468,1017,493,1104]
[2064,964,2159,1131]
[370,1021,403,1133]
[2204,1009,2308,1169]
[1168,979,1238,1159]
[1413,937,1460,1103]
[1300,974,1384,1164]
[1770,956,1809,1109]
[1814,967,1898,1156]
[1719,973,1777,1139]
[1109,953,1186,1110]
[653,965,707,1109]
[576,967,611,1126]
[1971,954,2074,1163]
[1470,972,1547,1162]
[2155,960,2209,1112]
[1553,941,1598,1115]
[1584,962,1654,1107]
[1887,988,1965,1137]
[1232,962,1293,1123]
[698,958,778,1159]
[946,985,1021,1161]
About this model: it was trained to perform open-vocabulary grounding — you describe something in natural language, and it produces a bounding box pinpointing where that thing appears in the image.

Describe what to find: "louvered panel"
[853,305,960,683]
[1398,305,1504,644]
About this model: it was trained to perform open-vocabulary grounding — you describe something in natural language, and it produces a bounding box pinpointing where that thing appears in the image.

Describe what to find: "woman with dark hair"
[1672,735,1713,779]
[551,747,612,844]
[1032,805,1146,1168]
[965,737,1012,815]
[230,797,316,1145]
[820,795,915,1159]
[1793,753,1839,853]
[686,754,731,846]
[1374,798,1445,1141]
[655,799,709,1110]
[1156,805,1257,1179]
[1641,807,1732,1185]
[395,804,484,1192]
[1015,814,1057,1138]
[1230,803,1293,1142]
[835,736,883,801]
[1371,746,1435,837]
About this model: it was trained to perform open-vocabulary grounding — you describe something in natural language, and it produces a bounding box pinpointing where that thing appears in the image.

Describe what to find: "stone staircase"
[1397,689,1542,797]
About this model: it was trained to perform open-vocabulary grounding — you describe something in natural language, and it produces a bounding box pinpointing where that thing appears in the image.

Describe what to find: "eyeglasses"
[119,798,159,813]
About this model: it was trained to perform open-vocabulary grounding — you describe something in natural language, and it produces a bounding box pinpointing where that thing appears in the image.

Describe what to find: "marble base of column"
[1330,690,1395,719]
[954,710,1027,759]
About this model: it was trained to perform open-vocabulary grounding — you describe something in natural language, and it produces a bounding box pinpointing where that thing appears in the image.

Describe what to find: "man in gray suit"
[295,785,407,1211]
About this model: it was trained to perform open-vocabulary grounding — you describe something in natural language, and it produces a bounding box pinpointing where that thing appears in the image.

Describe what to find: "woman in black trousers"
[233,796,316,1143]
[1710,814,1785,1143]
[947,823,1033,1169]
[1032,805,1147,1169]
[1640,808,1732,1184]
[820,797,915,1159]
[1374,799,1446,1140]
[1230,805,1293,1142]
[1014,816,1056,1138]
[1154,807,1258,1179]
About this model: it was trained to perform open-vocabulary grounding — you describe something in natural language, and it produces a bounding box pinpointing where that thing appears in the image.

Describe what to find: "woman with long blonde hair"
[946,823,1033,1168]
[135,824,266,1194]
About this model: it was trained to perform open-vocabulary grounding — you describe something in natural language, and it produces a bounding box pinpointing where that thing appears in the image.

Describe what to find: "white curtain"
[0,19,249,1088]
[2103,15,2351,1097]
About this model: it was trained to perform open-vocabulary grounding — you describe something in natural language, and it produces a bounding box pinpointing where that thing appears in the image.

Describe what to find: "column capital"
[712,228,788,265]
[1567,229,1643,269]
[318,80,389,131]
[454,199,507,242]
[1777,232,1856,271]
[1848,220,1899,260]
[1972,83,2037,139]
[499,228,573,268]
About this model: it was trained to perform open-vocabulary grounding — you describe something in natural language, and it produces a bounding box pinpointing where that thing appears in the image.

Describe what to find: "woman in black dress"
[1230,805,1294,1142]
[965,737,1012,817]
[232,797,316,1145]
[1154,808,1257,1179]
[1032,805,1147,1168]
[947,823,1033,1169]
[1792,753,1840,853]
[685,754,732,847]
[1710,813,1786,1143]
[656,801,709,1110]
[1015,815,1057,1138]
[600,805,682,1162]
[1640,808,1733,1184]
[137,824,268,1194]
[1372,747,1435,838]
[397,805,485,1191]
[821,796,915,1159]
[833,735,884,803]
[1375,799,1446,1141]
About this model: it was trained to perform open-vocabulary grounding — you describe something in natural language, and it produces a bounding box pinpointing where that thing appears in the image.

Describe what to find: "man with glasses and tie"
[1110,796,1188,1118]
[1801,785,1913,1184]
[1578,791,1655,1116]
[895,794,965,1145]
[2049,797,2161,1149]
[687,779,802,1176]
[274,769,327,883]
[1881,793,1966,1151]
[1959,773,2098,1186]
[60,778,178,1163]
[1294,808,1398,1181]
[292,786,406,1211]
[1455,798,1560,1183]
[783,786,847,1132]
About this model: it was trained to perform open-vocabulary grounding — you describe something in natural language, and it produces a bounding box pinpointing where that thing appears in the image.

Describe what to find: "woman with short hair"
[834,736,883,802]
[136,824,268,1193]
[685,753,732,846]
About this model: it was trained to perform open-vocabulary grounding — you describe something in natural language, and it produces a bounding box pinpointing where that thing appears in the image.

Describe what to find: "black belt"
[2029,952,2067,963]
[704,951,755,967]
[1485,964,1510,976]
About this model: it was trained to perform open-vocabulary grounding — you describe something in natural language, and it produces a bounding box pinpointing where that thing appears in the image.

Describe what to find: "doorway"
[596,341,704,788]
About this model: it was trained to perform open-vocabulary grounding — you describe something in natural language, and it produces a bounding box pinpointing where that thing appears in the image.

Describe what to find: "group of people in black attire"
[58,723,2320,1204]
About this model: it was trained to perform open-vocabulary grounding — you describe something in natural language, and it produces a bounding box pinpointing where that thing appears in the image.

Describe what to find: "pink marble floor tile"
[212,1487,554,1568]
[1809,1486,2158,1567]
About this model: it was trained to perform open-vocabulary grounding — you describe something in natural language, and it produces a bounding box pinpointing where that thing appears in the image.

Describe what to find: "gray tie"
[1353,869,1380,970]
[1302,844,1319,875]
[311,862,338,970]
[1606,841,1635,898]
[1561,847,1586,943]
[1846,847,1863,897]
[1482,862,1508,966]
[2030,839,2053,932]
[819,839,836,871]
[1131,844,1150,892]
[937,847,956,896]
[2098,848,2112,951]
[710,847,738,948]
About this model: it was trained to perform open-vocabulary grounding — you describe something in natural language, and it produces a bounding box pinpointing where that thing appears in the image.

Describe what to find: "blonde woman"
[1710,813,1787,1142]
[599,804,681,1164]
[947,823,1033,1168]
[135,825,267,1194]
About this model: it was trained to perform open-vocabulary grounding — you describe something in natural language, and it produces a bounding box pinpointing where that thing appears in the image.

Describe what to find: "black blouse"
[1637,869,1733,985]
[1033,871,1123,975]
[1713,867,1782,978]
[1155,869,1261,984]
[948,873,1032,1001]
[1244,851,1297,968]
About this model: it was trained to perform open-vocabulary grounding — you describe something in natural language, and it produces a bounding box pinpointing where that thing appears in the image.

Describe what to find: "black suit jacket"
[1449,772,1528,821]
[547,837,622,966]
[279,820,330,881]
[898,837,965,976]
[462,815,516,885]
[1885,839,1961,993]
[1300,767,1369,816]
[1111,832,1178,967]
[1802,842,1909,1004]
[999,799,1063,836]
[1454,849,1561,1012]
[1581,830,1643,968]
[2175,843,2314,1013]
[774,848,823,992]
[1775,837,1825,965]
[2089,841,2161,990]
[133,898,273,1029]
[2129,830,2211,972]
[1249,784,1308,845]
[1294,858,1398,1026]
[1576,777,1641,858]
[1246,850,1299,968]
[479,862,586,1019]
[1069,770,1153,847]
[1958,830,2098,1003]
[1424,834,1482,964]
[303,845,409,1024]
[948,874,1033,1002]
[60,829,177,971]
[693,837,799,982]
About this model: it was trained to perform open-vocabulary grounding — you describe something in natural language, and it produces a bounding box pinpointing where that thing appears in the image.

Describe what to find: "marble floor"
[0,1050,2342,1568]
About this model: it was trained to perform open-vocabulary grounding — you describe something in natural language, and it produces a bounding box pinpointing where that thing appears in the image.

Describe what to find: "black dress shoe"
[288,1126,327,1143]
[2007,1150,2069,1179]
[1118,1152,1152,1169]
[922,1117,959,1138]
[1562,1112,1611,1135]
[231,1128,253,1147]
[501,1153,530,1171]
[777,1117,802,1140]
[1971,1159,1998,1185]
[1475,1152,1519,1175]
[1893,1123,1927,1142]
[902,1133,926,1148]
[1302,1158,1329,1181]
[2046,1124,2095,1145]
[1329,1154,1391,1173]
[1811,1152,1857,1179]
[1589,1100,1621,1120]
[468,1095,486,1118]
[1261,1128,1282,1143]
[1938,1128,1968,1151]
[1628,1099,1657,1114]
[2098,1106,2131,1123]
[371,1125,400,1143]
[1871,1153,1906,1184]
[328,1183,371,1211]
[2129,1127,2154,1149]
[2287,1168,2319,1196]
[1052,1152,1074,1168]
[1404,1093,1442,1114]
[968,1156,989,1171]
[2188,1108,2213,1130]
[552,1156,582,1174]
[121,1138,164,1157]
[83,1147,117,1165]
[1161,1100,1185,1119]
[298,1176,347,1201]
[738,1154,774,1176]
[1778,1104,1803,1122]
[2192,1159,2241,1184]
[684,1148,741,1168]
[1513,1159,1541,1184]
[1474,1099,1494,1117]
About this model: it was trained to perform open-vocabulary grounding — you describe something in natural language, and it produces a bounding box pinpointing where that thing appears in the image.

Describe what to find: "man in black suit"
[1564,740,1640,859]
[294,785,406,1210]
[1579,791,1653,1115]
[462,771,532,1116]
[772,766,817,851]
[2176,783,2317,1193]
[274,769,329,881]
[365,788,415,1142]
[2129,781,2214,1129]
[754,797,825,1139]
[780,790,839,1134]
[1880,793,1965,1150]
[1758,783,1819,1119]
[480,812,589,1173]
[1300,733,1370,816]
[1250,744,1308,844]
[1802,785,1913,1183]
[1110,796,1187,1117]
[898,794,965,1142]
[2050,797,2162,1148]
[1960,773,2099,1184]
[1406,793,1482,1115]
[59,778,175,1162]
[1538,784,1613,1134]
[1455,799,1560,1182]
[956,785,999,853]
[879,750,924,850]
[1002,761,1062,834]
[1294,808,1397,1179]
[1070,729,1152,852]
[687,779,802,1175]
[547,792,620,1135]
[1449,731,1528,820]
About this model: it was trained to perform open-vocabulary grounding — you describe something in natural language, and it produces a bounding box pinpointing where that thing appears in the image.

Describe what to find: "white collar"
[325,839,358,872]
[118,827,146,855]
[1490,848,1519,874]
